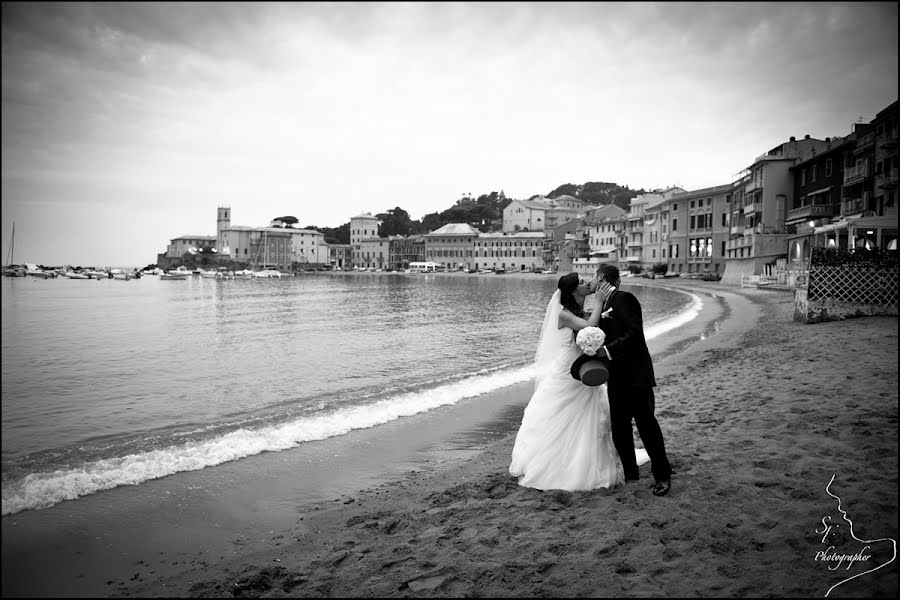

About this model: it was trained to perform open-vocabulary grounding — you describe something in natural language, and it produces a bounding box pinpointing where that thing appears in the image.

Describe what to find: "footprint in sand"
[816,474,897,597]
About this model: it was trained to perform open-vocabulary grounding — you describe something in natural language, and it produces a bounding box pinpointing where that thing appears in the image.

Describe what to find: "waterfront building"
[542,219,582,272]
[327,243,352,269]
[620,188,685,272]
[667,184,732,277]
[722,135,831,285]
[350,213,380,268]
[358,237,390,270]
[388,235,425,271]
[248,227,293,271]
[784,135,856,262]
[639,196,668,269]
[812,101,898,252]
[476,231,545,272]
[424,223,479,271]
[571,207,628,275]
[217,208,326,270]
[164,235,216,259]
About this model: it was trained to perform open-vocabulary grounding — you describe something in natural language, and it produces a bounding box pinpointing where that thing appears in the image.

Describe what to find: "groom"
[571,263,672,496]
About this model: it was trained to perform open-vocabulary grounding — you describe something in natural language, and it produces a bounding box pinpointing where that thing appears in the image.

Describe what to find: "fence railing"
[807,265,899,305]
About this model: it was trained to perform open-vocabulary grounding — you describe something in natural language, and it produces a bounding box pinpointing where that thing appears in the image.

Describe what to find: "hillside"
[311,182,645,243]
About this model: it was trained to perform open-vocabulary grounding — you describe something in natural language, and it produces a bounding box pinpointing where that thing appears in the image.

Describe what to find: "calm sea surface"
[1,273,698,515]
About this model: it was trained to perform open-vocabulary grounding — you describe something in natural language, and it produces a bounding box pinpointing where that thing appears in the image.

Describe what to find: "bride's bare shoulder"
[558,309,577,329]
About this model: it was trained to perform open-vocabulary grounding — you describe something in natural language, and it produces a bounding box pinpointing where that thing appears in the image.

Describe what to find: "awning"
[813,215,860,234]
[806,186,832,196]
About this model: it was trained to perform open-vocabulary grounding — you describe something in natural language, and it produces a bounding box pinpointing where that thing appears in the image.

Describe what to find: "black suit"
[571,289,671,483]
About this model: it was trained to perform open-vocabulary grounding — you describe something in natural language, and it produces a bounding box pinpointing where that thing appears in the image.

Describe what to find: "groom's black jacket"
[571,289,656,388]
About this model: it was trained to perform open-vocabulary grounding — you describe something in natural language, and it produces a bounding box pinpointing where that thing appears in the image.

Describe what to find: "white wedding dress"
[509,291,649,491]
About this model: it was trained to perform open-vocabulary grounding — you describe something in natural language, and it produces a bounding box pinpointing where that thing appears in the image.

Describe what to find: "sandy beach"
[3,281,897,598]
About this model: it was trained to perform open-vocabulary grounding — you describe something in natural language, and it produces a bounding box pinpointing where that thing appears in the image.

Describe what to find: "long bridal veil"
[533,289,566,387]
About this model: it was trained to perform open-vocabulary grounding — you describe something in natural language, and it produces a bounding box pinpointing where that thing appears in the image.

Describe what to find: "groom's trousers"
[607,384,672,483]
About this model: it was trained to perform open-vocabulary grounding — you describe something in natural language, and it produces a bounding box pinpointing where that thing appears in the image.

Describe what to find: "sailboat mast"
[6,221,14,266]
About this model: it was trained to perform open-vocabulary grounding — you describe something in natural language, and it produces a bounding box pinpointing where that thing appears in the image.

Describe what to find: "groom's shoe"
[651,479,670,496]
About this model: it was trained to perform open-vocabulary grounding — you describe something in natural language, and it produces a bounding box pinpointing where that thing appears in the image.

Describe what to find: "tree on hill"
[376,207,414,236]
[548,181,645,211]
[306,222,350,244]
[272,216,299,227]
[306,181,642,241]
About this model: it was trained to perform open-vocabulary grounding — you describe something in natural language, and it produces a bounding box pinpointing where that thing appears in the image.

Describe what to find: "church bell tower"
[217,206,231,254]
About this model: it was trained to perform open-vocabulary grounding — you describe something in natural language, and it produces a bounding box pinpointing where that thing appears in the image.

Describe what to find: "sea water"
[1,273,698,515]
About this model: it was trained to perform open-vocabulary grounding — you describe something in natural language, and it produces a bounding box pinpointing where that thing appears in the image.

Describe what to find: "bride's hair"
[557,273,584,319]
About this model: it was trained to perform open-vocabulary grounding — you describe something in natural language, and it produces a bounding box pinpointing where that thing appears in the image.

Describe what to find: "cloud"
[1,2,897,266]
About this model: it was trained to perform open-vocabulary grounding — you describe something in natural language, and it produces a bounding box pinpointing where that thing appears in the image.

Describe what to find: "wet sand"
[3,282,897,598]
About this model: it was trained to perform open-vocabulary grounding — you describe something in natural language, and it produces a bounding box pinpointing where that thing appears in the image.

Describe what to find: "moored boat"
[2,265,27,277]
[60,271,91,279]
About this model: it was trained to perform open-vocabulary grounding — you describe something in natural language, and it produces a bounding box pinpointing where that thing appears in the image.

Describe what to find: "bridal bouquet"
[576,327,606,356]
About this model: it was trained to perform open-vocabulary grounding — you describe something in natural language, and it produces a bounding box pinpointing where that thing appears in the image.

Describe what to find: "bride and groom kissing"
[509,263,672,497]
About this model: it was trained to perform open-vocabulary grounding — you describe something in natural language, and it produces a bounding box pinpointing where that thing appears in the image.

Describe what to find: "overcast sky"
[2,2,897,267]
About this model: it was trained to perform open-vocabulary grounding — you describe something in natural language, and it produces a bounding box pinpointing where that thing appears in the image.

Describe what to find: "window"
[672,219,678,231]
[690,215,696,229]
[825,158,832,178]
[673,204,678,211]
[722,213,727,227]
[811,165,817,182]
[801,169,806,186]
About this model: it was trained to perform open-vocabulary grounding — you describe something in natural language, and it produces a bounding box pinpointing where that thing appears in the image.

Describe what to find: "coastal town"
[4,99,896,288]
[143,97,900,287]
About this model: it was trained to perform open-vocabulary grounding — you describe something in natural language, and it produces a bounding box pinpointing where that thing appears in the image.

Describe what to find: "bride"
[509,272,648,491]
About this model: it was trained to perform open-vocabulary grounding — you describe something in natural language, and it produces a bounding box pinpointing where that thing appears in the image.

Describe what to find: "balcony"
[626,240,643,248]
[854,131,875,151]
[730,225,742,235]
[786,204,834,222]
[743,202,759,215]
[843,160,870,185]
[841,198,865,216]
[744,180,761,194]
[878,168,898,190]
[726,236,752,252]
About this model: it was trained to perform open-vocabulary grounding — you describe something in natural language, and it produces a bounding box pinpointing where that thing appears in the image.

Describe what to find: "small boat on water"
[251,269,282,278]
[2,265,26,277]
[60,271,91,279]
[160,272,188,280]
[199,269,219,278]
[3,223,26,277]
[493,268,506,275]
[25,264,57,278]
